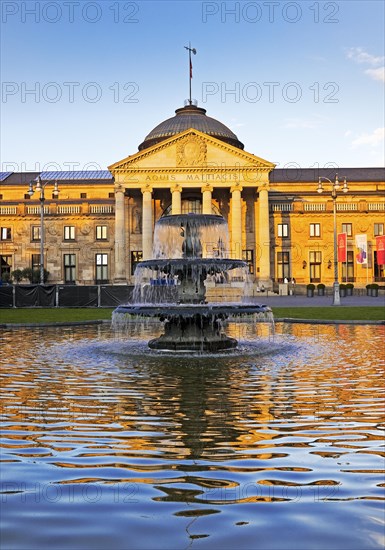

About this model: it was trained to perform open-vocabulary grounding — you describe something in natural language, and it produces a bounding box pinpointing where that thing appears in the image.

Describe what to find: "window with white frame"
[277,224,289,238]
[64,254,76,283]
[310,223,321,237]
[95,253,108,282]
[96,225,108,240]
[64,226,75,240]
[0,227,11,241]
[342,223,352,237]
[309,251,322,282]
[31,226,41,241]
[374,223,384,236]
[277,251,290,281]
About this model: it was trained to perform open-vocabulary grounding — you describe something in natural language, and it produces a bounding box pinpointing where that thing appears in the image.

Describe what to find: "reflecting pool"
[1,322,384,550]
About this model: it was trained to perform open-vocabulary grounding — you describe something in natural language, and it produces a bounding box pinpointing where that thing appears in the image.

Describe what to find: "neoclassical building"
[1,103,384,288]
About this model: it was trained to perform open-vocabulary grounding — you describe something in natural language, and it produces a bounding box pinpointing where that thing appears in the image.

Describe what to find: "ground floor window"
[242,249,254,274]
[374,251,385,281]
[64,254,76,283]
[31,254,41,270]
[309,251,322,282]
[95,253,108,283]
[277,251,290,282]
[131,251,143,276]
[341,251,355,281]
[0,255,12,279]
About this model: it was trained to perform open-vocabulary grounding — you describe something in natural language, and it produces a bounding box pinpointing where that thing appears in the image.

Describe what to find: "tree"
[11,269,23,283]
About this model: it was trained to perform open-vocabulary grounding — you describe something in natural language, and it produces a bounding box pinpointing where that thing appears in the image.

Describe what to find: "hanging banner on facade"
[355,234,368,264]
[337,233,347,262]
[376,235,385,265]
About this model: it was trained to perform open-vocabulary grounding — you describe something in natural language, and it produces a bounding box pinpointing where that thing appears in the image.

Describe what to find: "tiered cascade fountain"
[113,213,272,351]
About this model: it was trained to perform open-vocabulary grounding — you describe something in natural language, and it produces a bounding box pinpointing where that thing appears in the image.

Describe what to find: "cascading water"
[112,213,273,352]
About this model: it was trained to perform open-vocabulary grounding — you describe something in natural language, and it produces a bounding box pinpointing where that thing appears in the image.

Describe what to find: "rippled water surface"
[1,322,384,550]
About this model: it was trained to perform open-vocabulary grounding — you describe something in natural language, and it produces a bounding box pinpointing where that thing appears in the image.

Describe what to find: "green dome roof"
[139,104,244,151]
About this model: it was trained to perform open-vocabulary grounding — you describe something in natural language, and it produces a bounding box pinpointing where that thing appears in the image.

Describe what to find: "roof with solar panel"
[38,171,113,180]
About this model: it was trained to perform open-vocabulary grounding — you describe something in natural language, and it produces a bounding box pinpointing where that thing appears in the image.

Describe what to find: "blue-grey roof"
[38,170,113,181]
[0,172,13,182]
[270,167,385,183]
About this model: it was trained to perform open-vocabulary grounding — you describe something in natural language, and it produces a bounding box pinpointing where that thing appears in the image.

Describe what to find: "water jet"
[113,213,273,351]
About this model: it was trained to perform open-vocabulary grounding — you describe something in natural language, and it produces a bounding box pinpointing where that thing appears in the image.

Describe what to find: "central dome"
[138,104,244,151]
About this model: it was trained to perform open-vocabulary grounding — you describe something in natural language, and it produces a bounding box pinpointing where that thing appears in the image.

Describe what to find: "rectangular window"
[309,251,322,282]
[64,254,76,283]
[31,226,41,241]
[31,254,40,270]
[342,251,355,282]
[374,251,385,282]
[310,223,321,237]
[242,249,254,274]
[0,227,11,240]
[96,225,108,240]
[0,255,12,278]
[131,251,143,276]
[342,223,352,237]
[64,226,75,240]
[80,193,87,199]
[95,253,108,282]
[277,224,289,238]
[24,194,30,200]
[374,223,384,236]
[277,251,290,282]
[109,192,115,198]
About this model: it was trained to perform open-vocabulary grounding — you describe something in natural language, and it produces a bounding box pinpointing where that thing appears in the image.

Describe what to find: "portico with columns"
[109,123,275,287]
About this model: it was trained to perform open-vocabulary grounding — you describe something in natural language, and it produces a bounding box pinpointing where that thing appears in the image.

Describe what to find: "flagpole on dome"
[184,42,196,105]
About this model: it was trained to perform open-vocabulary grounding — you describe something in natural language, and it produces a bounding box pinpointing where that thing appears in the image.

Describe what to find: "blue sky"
[1,0,384,172]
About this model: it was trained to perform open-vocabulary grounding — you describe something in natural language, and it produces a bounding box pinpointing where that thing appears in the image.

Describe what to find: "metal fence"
[0,285,134,308]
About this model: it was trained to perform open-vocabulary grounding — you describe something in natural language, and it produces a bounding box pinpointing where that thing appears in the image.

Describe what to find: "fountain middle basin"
[113,213,272,352]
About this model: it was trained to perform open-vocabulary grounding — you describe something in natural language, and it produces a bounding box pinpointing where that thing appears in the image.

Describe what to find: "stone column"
[114,182,126,283]
[230,184,243,258]
[258,183,270,283]
[141,185,153,260]
[201,185,213,214]
[171,185,182,215]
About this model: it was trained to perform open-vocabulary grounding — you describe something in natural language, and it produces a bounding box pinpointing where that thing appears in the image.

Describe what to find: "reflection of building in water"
[1,104,384,286]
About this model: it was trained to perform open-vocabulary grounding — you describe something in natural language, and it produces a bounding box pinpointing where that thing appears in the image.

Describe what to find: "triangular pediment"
[108,129,275,174]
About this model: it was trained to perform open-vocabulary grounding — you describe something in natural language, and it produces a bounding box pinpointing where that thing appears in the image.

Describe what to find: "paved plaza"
[252,292,385,308]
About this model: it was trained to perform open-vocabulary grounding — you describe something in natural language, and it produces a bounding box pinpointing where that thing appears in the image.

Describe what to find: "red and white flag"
[337,233,347,262]
[376,235,385,265]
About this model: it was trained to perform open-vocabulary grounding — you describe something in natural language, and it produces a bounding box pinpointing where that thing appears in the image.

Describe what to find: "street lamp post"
[317,174,348,305]
[28,177,59,284]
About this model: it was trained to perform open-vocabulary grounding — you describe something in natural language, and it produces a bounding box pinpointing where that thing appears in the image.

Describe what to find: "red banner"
[376,235,385,265]
[338,233,347,262]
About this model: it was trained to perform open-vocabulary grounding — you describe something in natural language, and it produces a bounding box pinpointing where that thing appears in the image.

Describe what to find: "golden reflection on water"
[1,323,384,549]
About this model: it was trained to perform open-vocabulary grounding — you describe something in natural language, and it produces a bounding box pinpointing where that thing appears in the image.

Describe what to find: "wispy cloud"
[346,47,384,66]
[346,47,385,82]
[351,127,384,148]
[365,67,385,82]
[281,115,326,130]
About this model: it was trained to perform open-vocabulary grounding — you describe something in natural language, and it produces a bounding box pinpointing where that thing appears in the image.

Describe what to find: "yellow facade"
[1,120,384,289]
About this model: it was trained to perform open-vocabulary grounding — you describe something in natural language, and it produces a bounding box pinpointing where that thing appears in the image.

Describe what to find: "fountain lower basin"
[113,304,272,352]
